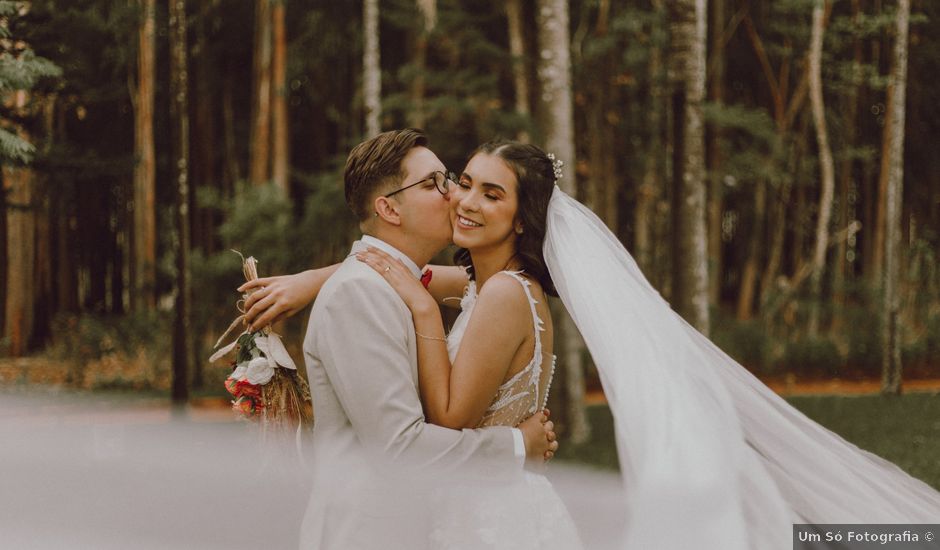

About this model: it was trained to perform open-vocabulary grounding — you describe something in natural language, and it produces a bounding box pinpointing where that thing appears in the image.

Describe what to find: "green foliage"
[192,183,295,351]
[191,173,355,367]
[0,126,34,162]
[295,167,359,266]
[217,184,294,273]
[704,102,783,185]
[0,4,61,163]
[781,336,844,378]
[712,316,772,374]
[0,49,61,91]
[553,404,619,471]
[0,1,19,17]
[379,0,532,163]
[564,396,940,492]
[47,311,171,390]
[790,394,940,491]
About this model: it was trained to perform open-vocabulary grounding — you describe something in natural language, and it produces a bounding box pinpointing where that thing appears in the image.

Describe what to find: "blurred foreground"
[0,388,626,550]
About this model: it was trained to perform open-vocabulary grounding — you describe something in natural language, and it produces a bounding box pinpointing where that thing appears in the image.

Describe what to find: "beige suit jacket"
[299,240,520,549]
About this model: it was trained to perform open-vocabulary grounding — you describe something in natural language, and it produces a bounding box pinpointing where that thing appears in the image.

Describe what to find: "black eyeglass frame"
[383,170,456,198]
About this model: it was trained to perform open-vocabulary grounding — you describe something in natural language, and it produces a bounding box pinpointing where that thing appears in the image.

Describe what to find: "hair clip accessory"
[546,153,564,182]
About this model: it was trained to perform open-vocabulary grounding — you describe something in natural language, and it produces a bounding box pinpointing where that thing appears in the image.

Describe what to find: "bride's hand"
[356,247,436,313]
[239,270,321,331]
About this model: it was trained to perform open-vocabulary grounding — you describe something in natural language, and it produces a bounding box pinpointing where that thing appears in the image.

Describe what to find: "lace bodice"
[446,271,556,428]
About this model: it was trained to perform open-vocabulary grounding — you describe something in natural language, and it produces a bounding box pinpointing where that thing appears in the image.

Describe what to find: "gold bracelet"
[416,332,447,342]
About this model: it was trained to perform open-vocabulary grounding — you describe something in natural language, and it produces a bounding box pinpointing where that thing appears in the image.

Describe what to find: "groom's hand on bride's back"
[519,409,559,465]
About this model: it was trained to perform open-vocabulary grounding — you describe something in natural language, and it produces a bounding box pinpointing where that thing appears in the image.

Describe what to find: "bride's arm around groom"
[301,250,551,549]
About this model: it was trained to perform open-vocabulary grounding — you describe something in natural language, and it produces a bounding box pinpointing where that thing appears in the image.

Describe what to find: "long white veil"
[543,187,940,550]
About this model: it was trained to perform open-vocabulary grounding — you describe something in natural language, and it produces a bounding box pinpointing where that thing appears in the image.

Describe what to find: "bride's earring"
[515,225,524,234]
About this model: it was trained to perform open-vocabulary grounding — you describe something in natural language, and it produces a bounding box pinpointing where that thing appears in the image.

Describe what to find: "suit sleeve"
[314,273,524,478]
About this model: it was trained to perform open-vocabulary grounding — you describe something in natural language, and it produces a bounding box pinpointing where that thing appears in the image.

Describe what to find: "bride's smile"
[450,153,521,254]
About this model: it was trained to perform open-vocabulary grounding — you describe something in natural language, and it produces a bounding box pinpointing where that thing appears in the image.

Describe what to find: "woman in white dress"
[354,141,583,550]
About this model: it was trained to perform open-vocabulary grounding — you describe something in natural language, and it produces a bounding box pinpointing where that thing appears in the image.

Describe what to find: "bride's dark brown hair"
[454,140,558,297]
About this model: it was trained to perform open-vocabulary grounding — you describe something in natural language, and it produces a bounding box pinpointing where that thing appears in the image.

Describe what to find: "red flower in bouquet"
[224,376,262,399]
[233,395,263,416]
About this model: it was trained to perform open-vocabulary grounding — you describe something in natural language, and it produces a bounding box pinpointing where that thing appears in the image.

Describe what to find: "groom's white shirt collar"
[359,235,423,279]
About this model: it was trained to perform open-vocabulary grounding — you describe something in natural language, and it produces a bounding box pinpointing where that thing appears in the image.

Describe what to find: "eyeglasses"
[383,171,456,198]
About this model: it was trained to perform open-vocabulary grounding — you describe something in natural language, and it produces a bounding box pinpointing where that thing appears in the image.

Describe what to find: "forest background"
[1,0,938,441]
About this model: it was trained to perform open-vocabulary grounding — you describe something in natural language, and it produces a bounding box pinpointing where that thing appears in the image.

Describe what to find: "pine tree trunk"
[736,181,765,320]
[636,0,666,277]
[222,65,241,193]
[506,0,529,141]
[54,196,75,312]
[3,141,35,355]
[706,0,725,307]
[132,0,157,311]
[3,90,36,356]
[189,2,212,387]
[0,167,6,336]
[807,0,835,336]
[667,0,710,335]
[832,0,863,330]
[193,0,217,256]
[759,179,791,312]
[536,0,589,446]
[363,0,381,137]
[409,0,435,129]
[585,1,617,229]
[271,0,288,194]
[249,0,272,186]
[881,0,910,395]
[170,0,192,405]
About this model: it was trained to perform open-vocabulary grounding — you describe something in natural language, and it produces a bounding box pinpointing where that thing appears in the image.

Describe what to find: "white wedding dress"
[428,271,584,550]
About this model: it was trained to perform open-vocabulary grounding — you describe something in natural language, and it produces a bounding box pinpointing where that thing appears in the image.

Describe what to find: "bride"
[242,140,940,549]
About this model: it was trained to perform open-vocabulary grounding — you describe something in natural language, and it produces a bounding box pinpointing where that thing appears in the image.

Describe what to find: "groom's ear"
[373,196,402,226]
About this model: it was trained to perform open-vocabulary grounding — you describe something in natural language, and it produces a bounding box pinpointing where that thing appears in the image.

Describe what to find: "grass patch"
[556,393,940,490]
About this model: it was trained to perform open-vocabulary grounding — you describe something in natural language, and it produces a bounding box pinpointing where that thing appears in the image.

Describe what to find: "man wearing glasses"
[296,129,556,549]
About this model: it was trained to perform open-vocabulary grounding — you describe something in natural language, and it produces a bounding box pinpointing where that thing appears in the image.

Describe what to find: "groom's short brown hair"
[344,128,428,221]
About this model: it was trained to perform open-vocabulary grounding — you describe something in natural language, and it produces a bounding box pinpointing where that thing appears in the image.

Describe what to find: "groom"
[300,128,557,549]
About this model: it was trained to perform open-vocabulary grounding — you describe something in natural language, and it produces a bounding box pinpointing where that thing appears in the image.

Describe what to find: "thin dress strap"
[499,270,546,409]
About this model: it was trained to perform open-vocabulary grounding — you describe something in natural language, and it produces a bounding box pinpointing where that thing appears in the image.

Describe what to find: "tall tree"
[537,0,589,445]
[409,0,436,129]
[667,0,710,335]
[1,2,59,355]
[506,0,529,141]
[2,97,36,356]
[270,0,288,194]
[249,0,273,186]
[738,5,811,317]
[832,0,864,327]
[131,0,156,311]
[636,0,667,279]
[363,0,380,137]
[192,0,218,256]
[706,0,725,307]
[807,0,835,335]
[170,0,192,405]
[881,0,910,395]
[582,0,619,230]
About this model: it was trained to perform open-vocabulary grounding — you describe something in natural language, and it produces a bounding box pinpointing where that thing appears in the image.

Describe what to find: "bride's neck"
[470,245,520,290]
